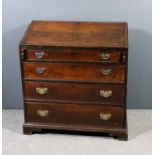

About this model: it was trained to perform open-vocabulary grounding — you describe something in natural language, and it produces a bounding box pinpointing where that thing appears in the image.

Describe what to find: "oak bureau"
[19,21,128,140]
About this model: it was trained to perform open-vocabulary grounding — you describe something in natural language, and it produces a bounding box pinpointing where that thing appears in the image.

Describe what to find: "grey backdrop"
[2,0,152,109]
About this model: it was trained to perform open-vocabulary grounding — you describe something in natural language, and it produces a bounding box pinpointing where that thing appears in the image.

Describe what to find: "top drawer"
[24,48,127,63]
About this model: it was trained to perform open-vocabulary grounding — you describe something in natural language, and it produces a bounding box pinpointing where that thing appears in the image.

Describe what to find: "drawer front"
[23,62,126,83]
[26,102,124,128]
[26,48,123,63]
[24,81,125,105]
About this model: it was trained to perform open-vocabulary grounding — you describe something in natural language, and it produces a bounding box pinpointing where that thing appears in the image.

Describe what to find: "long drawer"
[26,102,124,128]
[23,62,126,83]
[24,81,125,105]
[26,48,124,63]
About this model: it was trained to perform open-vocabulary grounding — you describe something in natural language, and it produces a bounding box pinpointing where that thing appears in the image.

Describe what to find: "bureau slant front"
[19,21,128,140]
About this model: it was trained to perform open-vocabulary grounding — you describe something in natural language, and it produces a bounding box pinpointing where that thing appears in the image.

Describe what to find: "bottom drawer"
[26,102,124,128]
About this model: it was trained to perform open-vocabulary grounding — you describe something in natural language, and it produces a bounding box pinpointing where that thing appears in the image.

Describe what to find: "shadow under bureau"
[19,21,128,140]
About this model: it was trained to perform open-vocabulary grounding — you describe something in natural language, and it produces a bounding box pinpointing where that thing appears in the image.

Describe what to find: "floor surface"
[2,109,152,155]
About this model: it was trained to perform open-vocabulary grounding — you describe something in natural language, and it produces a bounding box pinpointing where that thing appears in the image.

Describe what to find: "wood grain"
[20,21,128,140]
[26,102,124,128]
[24,81,125,105]
[26,48,122,63]
[23,62,126,83]
[20,21,128,48]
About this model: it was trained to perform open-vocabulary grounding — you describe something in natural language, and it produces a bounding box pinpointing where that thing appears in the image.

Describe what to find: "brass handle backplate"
[37,110,48,117]
[99,90,112,98]
[101,53,111,60]
[99,113,112,121]
[36,67,46,74]
[35,51,45,59]
[36,88,48,95]
[101,69,112,75]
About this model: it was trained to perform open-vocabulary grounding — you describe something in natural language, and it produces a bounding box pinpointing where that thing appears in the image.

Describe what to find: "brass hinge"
[20,46,27,60]
[122,52,127,63]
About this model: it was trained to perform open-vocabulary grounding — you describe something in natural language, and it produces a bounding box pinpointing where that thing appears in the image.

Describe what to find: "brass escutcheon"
[36,67,46,74]
[36,88,48,95]
[101,69,112,75]
[35,51,45,59]
[99,90,112,98]
[37,110,49,117]
[99,113,112,121]
[101,53,111,60]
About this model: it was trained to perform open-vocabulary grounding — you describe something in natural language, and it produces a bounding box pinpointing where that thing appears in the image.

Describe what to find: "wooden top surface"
[20,21,128,48]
